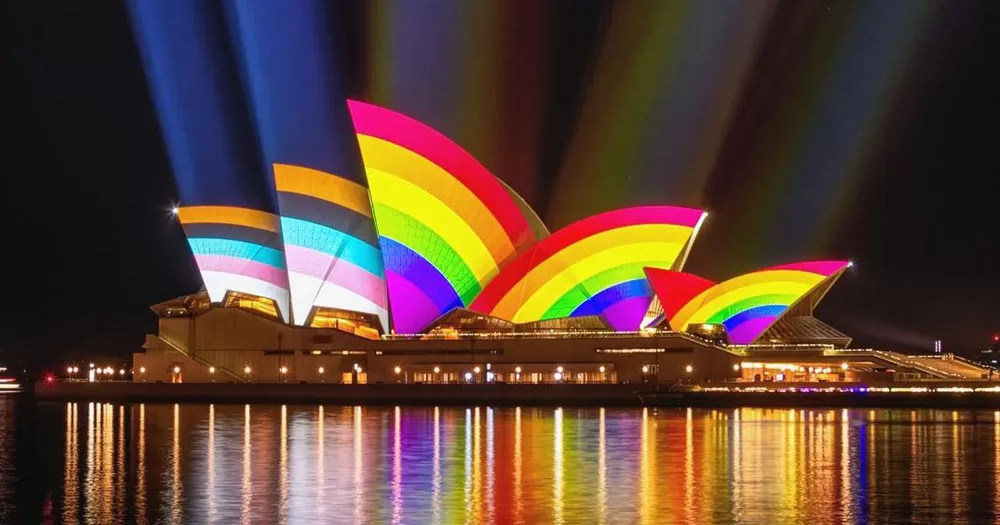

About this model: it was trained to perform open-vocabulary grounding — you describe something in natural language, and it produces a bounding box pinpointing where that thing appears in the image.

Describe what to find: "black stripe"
[182,223,284,251]
[277,192,380,247]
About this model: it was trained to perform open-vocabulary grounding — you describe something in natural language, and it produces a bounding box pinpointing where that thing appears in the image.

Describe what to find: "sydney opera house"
[136,99,986,386]
[126,3,990,386]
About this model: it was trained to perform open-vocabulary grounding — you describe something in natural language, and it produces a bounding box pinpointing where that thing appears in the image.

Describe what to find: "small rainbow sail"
[644,261,849,344]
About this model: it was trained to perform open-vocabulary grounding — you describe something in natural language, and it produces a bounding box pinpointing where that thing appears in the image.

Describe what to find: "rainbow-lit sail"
[645,260,849,344]
[273,164,389,329]
[469,206,707,331]
[347,100,541,333]
[177,206,291,322]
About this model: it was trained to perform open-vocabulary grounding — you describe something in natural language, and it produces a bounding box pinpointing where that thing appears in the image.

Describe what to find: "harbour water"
[3,394,1000,524]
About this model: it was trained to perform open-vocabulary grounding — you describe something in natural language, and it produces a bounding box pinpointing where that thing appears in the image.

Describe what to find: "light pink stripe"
[193,254,288,289]
[285,244,388,309]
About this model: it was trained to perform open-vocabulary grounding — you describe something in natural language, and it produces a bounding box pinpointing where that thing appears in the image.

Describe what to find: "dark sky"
[1,1,997,365]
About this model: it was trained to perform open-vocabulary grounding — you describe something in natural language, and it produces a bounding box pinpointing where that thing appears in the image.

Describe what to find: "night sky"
[1,0,997,366]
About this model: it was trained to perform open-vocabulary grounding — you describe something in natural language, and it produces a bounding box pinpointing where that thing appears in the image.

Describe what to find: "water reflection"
[5,398,1000,523]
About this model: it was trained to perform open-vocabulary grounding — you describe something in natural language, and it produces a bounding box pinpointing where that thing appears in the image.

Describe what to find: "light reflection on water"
[5,397,1000,523]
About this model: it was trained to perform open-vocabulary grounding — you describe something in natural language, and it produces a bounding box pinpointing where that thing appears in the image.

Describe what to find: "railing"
[157,336,246,383]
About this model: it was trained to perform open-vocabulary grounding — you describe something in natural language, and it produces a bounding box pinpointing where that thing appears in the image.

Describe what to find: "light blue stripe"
[188,238,286,269]
[280,217,385,277]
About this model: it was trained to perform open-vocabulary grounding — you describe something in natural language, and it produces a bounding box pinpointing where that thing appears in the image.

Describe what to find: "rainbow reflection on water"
[8,400,1000,523]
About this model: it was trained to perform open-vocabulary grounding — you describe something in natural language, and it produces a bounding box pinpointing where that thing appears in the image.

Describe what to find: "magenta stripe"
[193,254,289,289]
[765,260,848,276]
[385,270,443,334]
[285,244,387,309]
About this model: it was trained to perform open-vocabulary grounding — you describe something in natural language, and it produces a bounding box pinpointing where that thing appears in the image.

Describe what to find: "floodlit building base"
[135,306,743,385]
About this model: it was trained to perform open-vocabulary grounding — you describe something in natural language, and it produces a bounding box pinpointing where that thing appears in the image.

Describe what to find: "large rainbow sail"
[347,100,542,333]
[469,206,707,331]
[644,260,849,344]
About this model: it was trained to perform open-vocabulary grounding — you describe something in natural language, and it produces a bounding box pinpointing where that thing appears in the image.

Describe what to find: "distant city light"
[685,365,694,374]
[244,366,252,374]
[280,366,288,374]
[514,366,522,374]
[642,365,650,374]
[473,366,481,374]
[119,369,125,375]
[599,365,606,373]
[66,366,73,374]
[209,366,216,374]
[553,372,563,381]
[556,366,564,373]
[733,364,740,372]
[170,206,180,215]
[433,366,441,374]
[464,372,473,381]
[394,366,402,374]
[173,366,180,374]
[139,367,146,374]
[318,366,325,374]
[841,362,849,371]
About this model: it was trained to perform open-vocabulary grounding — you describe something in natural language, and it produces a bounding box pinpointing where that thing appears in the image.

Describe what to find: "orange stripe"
[273,163,372,218]
[177,206,280,233]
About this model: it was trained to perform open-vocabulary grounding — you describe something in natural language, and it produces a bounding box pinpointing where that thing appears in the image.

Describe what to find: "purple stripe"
[599,296,655,332]
[386,271,445,334]
[380,238,462,313]
[725,315,779,345]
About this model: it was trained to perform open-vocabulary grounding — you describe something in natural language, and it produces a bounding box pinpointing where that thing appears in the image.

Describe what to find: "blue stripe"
[721,304,787,332]
[570,279,652,317]
[188,238,286,269]
[380,237,463,313]
[280,217,384,277]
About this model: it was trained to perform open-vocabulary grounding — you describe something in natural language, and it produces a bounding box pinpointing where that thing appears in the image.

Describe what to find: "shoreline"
[28,381,1000,408]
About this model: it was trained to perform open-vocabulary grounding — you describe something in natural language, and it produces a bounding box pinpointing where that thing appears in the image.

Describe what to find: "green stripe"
[373,204,482,305]
[541,262,663,320]
[705,293,800,324]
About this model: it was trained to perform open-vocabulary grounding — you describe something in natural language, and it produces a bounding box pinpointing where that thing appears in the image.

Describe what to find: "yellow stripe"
[367,168,499,284]
[177,206,280,233]
[490,224,694,320]
[671,271,825,330]
[509,241,687,322]
[273,163,372,218]
[358,135,516,264]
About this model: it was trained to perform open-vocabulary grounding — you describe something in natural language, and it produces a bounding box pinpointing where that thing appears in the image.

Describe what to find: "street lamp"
[685,365,693,374]
[394,366,402,375]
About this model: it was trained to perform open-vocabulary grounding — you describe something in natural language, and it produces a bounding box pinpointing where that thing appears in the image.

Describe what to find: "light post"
[244,365,252,382]
[318,366,325,382]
